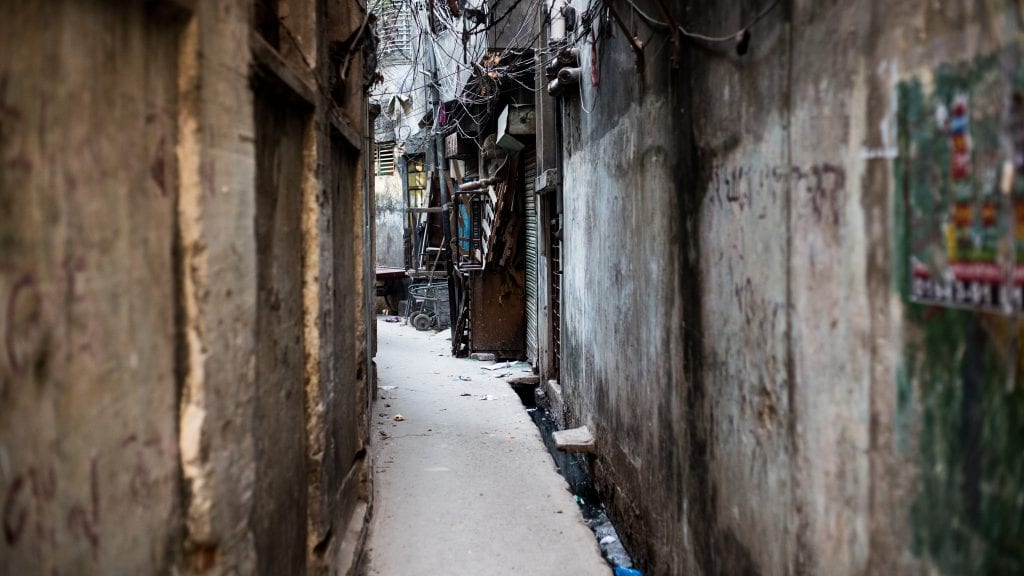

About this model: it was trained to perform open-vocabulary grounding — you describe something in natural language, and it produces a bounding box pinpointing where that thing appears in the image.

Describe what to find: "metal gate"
[524,147,538,364]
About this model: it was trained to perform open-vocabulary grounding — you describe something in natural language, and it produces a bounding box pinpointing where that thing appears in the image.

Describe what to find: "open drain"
[509,382,642,576]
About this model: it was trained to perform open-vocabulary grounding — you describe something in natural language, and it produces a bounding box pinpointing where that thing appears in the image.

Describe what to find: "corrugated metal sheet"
[524,147,538,364]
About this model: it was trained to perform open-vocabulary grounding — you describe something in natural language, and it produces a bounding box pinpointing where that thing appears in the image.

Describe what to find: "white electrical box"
[496,104,535,152]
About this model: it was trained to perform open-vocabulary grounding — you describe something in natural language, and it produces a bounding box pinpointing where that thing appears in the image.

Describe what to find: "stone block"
[552,426,595,454]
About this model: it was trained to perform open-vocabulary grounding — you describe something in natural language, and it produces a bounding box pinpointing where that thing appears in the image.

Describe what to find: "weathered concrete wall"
[372,60,427,145]
[554,1,1024,575]
[556,7,690,571]
[375,174,405,268]
[686,6,796,573]
[0,1,372,575]
[0,4,188,573]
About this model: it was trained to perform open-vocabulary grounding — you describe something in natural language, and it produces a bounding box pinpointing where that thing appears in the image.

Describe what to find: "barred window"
[375,142,396,176]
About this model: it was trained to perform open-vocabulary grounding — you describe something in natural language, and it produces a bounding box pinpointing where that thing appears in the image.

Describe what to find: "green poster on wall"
[902,50,1024,312]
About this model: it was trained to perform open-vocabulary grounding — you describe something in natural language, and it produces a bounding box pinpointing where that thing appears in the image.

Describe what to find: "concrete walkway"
[360,318,609,576]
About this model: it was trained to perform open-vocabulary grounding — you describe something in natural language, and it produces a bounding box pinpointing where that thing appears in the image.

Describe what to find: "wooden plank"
[250,33,317,105]
[250,35,362,154]
[329,112,363,152]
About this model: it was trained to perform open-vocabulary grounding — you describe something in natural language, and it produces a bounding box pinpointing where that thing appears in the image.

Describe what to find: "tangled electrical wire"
[369,0,570,150]
[368,0,782,147]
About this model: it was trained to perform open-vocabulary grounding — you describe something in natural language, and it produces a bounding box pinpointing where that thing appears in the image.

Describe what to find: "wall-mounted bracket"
[652,0,681,69]
[600,0,644,75]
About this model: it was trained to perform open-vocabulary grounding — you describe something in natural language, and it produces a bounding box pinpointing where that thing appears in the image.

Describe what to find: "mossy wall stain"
[898,47,1024,574]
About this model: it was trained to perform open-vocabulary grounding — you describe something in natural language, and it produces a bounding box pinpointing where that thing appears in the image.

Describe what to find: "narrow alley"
[5,1,1024,575]
[360,319,609,575]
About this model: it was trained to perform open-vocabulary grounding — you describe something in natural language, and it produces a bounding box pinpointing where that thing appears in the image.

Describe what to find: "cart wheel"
[411,313,432,331]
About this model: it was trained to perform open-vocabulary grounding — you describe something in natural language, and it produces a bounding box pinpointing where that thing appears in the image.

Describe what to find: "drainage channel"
[509,382,642,576]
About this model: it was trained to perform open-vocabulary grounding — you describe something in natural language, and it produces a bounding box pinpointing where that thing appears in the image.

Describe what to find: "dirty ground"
[360,318,608,575]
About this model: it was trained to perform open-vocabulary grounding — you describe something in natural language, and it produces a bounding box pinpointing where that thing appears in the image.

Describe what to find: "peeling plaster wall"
[557,11,689,571]
[0,3,188,573]
[556,1,1024,575]
[0,1,372,575]
[177,2,260,572]
[375,174,405,268]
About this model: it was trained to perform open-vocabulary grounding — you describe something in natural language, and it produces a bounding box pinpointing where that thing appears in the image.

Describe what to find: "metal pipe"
[435,132,452,252]
[424,15,458,336]
[554,98,563,221]
[557,66,582,84]
[456,177,501,191]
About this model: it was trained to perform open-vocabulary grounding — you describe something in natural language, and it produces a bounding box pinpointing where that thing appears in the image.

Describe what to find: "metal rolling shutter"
[524,148,538,364]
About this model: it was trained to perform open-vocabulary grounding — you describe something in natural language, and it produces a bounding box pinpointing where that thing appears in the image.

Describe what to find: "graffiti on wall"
[902,51,1024,312]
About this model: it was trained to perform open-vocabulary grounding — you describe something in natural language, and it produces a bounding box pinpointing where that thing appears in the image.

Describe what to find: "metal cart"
[406,281,450,331]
